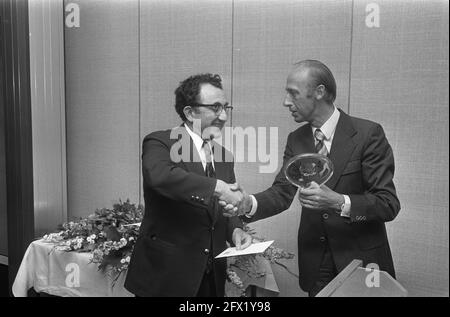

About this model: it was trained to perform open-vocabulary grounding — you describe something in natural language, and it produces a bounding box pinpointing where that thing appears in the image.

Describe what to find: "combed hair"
[294,60,337,103]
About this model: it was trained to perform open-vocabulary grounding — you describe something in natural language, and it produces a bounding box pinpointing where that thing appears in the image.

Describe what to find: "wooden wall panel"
[59,0,449,297]
[29,0,67,236]
[350,0,449,296]
[0,28,6,255]
[232,0,353,296]
[65,0,140,219]
[139,0,233,203]
[1,0,35,289]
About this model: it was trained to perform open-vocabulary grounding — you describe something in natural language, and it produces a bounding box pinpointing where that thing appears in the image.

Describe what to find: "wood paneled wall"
[64,0,449,296]
[0,24,6,255]
[29,0,67,237]
[232,0,353,296]
[64,0,140,219]
[349,0,449,296]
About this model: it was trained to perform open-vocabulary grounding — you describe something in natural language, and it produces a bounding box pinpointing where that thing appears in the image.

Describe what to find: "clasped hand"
[215,180,252,217]
[297,181,343,210]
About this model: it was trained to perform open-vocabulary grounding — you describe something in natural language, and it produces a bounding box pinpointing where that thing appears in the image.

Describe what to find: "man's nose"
[283,95,292,107]
[218,108,228,121]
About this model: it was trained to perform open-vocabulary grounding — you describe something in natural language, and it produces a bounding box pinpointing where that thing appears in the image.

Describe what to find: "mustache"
[211,119,226,126]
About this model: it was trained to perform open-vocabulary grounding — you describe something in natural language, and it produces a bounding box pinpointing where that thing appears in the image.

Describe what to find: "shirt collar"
[312,106,340,141]
[184,123,208,154]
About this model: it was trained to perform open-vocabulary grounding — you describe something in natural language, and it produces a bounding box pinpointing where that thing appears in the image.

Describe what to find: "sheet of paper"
[215,240,274,258]
[122,222,141,227]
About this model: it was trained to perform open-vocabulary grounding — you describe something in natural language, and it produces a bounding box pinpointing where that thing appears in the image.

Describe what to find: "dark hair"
[294,60,336,103]
[174,73,223,121]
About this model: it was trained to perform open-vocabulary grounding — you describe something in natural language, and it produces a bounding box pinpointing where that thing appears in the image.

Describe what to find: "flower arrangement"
[226,225,297,296]
[42,199,143,282]
[42,200,296,294]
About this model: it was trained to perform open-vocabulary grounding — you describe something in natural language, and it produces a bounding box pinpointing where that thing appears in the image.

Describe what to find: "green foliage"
[43,199,143,282]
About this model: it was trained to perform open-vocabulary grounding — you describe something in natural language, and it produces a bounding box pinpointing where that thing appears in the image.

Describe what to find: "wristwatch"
[335,201,345,215]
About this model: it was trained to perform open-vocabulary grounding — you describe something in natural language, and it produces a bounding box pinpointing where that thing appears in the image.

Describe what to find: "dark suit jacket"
[124,126,241,297]
[251,110,400,292]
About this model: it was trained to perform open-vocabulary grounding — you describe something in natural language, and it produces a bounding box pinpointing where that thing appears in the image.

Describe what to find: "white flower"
[93,249,104,257]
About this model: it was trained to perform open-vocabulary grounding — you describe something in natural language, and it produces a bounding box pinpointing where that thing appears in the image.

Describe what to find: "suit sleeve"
[251,133,298,222]
[142,133,217,209]
[348,124,401,223]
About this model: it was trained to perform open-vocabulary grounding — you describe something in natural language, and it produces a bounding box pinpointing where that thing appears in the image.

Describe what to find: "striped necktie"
[314,129,328,156]
[202,140,216,178]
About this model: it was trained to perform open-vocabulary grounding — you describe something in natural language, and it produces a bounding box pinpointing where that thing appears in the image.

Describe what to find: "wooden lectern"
[316,259,408,297]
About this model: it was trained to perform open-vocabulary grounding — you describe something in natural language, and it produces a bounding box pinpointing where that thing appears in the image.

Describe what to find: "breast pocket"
[146,234,177,250]
[342,160,361,175]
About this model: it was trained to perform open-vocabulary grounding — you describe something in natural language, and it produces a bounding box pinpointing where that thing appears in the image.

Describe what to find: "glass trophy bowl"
[284,153,334,188]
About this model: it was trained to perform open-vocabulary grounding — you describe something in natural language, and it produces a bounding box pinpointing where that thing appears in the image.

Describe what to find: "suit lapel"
[173,125,204,176]
[183,137,205,176]
[326,110,357,190]
[293,124,316,155]
[177,127,219,223]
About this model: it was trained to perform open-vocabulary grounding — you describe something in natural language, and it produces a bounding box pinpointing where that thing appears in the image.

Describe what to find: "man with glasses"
[125,73,251,297]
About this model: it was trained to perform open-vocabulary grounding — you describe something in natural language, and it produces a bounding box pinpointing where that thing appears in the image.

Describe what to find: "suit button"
[322,213,329,220]
[210,226,215,231]
[204,248,210,254]
[319,236,326,242]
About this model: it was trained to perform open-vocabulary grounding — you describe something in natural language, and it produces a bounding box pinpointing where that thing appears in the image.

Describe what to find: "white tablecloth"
[12,240,279,297]
[12,239,133,297]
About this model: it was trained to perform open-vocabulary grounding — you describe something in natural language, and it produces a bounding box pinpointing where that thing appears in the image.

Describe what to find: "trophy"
[284,153,334,188]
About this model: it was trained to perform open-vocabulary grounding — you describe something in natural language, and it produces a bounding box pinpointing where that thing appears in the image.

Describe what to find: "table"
[12,239,133,297]
[12,240,280,297]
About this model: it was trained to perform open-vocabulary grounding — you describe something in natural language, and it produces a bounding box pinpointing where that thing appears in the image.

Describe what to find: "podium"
[316,260,408,297]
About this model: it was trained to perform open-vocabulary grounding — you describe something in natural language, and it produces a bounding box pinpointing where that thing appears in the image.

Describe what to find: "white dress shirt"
[184,123,215,171]
[248,106,351,217]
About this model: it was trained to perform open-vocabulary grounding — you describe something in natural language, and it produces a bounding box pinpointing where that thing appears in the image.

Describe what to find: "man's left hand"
[232,228,252,250]
[298,181,344,210]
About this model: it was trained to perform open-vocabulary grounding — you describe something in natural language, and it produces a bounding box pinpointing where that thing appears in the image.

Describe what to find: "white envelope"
[215,240,274,258]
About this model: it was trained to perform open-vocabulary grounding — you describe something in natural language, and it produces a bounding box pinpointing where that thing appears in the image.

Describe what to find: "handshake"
[214,180,253,217]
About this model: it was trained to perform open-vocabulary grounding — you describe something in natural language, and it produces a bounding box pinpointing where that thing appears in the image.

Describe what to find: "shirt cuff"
[245,195,258,218]
[340,194,351,218]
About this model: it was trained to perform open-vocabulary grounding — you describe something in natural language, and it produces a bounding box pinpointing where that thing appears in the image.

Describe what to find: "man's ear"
[314,84,326,101]
[183,106,195,122]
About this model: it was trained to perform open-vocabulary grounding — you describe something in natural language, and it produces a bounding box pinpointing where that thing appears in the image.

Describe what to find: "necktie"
[314,129,328,156]
[202,140,215,276]
[202,141,216,178]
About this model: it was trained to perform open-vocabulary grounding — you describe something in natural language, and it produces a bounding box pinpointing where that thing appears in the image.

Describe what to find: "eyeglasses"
[189,102,233,115]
